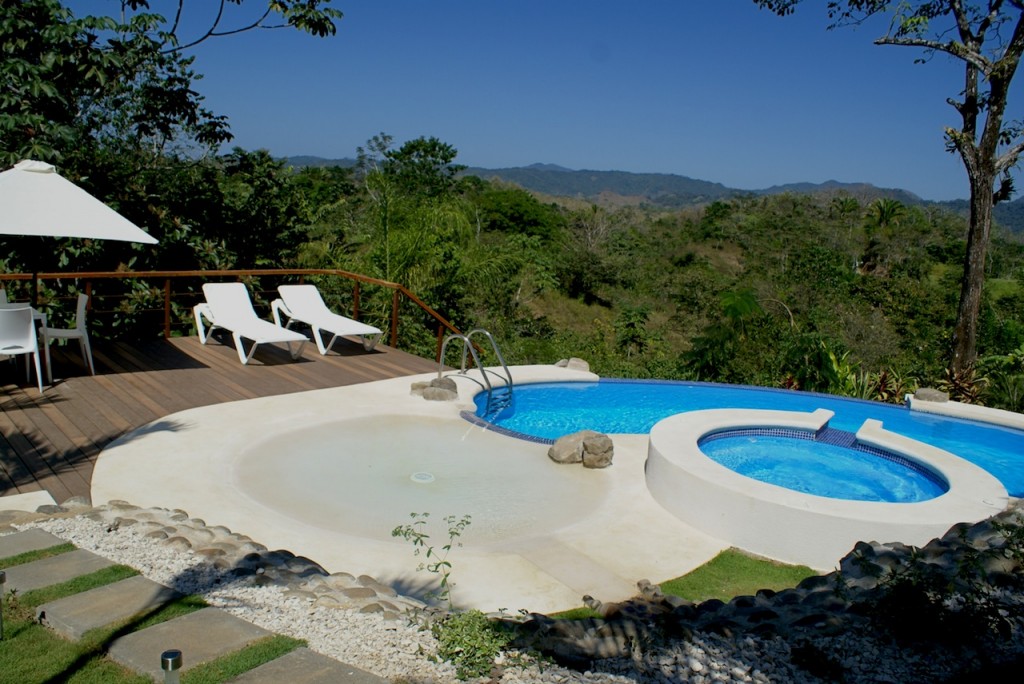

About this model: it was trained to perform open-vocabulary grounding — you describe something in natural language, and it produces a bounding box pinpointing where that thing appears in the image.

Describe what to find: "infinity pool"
[474,379,1024,497]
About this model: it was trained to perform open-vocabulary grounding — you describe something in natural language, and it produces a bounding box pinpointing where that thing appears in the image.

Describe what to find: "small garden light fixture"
[161,648,182,684]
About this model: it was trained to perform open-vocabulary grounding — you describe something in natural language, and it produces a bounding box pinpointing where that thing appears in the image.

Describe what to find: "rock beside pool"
[914,387,949,402]
[555,357,590,372]
[582,434,614,468]
[410,376,459,401]
[548,430,614,468]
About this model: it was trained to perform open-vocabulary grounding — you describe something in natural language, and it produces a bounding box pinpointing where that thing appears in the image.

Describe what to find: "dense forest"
[5,0,1024,412]
[5,134,1024,412]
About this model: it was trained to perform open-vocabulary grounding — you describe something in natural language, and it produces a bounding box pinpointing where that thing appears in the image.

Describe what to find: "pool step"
[817,427,857,448]
[507,537,636,602]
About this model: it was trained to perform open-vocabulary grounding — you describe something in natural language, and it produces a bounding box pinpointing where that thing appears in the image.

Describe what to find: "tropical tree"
[1,0,342,165]
[755,1,1024,375]
[382,136,466,200]
[868,198,905,233]
[0,0,343,285]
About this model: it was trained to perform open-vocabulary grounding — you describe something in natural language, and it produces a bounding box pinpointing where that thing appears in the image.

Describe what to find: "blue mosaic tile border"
[459,410,555,445]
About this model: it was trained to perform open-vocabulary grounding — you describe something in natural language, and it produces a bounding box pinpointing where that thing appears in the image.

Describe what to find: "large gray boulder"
[914,387,949,403]
[410,376,459,401]
[548,430,613,468]
[581,433,614,469]
[555,357,591,372]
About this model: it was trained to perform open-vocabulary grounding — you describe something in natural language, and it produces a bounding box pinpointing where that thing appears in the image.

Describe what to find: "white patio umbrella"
[0,159,158,302]
[0,160,157,243]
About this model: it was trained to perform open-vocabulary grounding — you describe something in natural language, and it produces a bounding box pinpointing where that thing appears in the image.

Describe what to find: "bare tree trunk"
[950,173,995,373]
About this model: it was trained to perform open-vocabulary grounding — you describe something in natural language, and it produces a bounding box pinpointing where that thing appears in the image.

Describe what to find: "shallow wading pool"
[235,415,609,546]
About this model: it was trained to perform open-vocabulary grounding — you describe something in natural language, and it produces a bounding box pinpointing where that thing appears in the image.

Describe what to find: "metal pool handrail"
[438,328,514,414]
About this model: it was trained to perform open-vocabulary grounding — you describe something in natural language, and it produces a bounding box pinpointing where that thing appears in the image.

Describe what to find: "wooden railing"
[0,269,463,361]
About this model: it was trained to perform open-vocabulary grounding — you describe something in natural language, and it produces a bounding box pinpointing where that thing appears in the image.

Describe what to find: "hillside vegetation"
[291,156,1024,234]
[6,139,1024,409]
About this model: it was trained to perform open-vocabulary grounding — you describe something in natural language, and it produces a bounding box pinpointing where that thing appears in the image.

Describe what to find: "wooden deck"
[0,333,438,505]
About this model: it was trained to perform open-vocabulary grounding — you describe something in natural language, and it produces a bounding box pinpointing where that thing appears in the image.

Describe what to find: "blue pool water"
[699,433,947,503]
[474,380,1024,497]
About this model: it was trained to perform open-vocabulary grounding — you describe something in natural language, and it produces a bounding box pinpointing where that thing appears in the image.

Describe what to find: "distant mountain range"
[286,157,1024,233]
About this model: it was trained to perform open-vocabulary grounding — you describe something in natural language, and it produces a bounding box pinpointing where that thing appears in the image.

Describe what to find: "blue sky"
[82,1,1023,201]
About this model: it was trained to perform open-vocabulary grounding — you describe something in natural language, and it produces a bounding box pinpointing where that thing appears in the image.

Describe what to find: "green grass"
[0,541,76,567]
[0,551,301,684]
[549,606,603,620]
[181,635,306,684]
[0,564,218,684]
[20,565,139,606]
[658,549,816,602]
[1,566,151,684]
[130,593,208,631]
[548,549,817,619]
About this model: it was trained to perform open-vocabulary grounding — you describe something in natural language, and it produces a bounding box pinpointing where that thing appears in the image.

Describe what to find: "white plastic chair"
[194,282,309,365]
[42,293,95,376]
[0,306,45,392]
[272,284,382,355]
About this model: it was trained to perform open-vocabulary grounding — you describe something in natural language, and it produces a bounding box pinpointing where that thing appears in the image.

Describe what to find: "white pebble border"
[12,515,646,683]
[9,513,1012,683]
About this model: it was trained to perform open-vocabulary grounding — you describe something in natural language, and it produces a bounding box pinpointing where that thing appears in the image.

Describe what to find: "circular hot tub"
[646,408,1008,569]
[697,427,948,503]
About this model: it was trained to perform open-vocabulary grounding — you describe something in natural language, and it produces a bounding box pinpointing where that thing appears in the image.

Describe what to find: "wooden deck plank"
[0,335,437,504]
[0,401,77,503]
[4,386,94,498]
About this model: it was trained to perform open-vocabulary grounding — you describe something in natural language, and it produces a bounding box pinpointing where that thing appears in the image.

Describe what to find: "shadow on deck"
[0,334,438,504]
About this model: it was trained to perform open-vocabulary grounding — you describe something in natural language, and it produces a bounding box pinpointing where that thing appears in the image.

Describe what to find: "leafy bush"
[431,610,513,680]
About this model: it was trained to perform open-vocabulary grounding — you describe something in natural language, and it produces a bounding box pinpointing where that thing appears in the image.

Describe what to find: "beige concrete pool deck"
[90,365,730,613]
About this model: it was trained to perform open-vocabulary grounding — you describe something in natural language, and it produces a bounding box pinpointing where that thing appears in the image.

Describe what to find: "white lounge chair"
[271,284,382,355]
[194,283,309,365]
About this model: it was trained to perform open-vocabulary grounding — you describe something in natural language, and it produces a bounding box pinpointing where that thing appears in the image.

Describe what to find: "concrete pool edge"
[646,408,1009,570]
[91,364,728,613]
[907,394,1024,431]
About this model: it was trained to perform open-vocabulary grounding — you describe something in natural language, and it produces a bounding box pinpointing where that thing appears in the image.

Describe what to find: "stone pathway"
[0,528,386,683]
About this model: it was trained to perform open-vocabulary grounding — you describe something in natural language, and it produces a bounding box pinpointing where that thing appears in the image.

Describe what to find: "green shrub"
[431,610,513,680]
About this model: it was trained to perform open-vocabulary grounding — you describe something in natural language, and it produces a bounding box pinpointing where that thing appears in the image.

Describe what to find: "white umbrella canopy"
[0,160,157,244]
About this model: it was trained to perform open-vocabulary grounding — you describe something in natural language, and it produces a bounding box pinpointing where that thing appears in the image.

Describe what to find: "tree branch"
[875,36,993,73]
[162,1,278,54]
[995,139,1024,173]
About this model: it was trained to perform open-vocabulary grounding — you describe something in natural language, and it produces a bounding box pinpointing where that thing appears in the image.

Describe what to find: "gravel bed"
[11,512,1019,683]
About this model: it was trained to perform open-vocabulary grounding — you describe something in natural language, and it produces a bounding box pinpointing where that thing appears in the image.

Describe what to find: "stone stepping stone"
[228,647,387,683]
[0,528,66,559]
[108,606,271,680]
[36,575,183,640]
[1,548,114,593]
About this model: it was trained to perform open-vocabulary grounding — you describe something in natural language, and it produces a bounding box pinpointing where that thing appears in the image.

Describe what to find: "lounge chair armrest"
[194,303,214,344]
[271,298,292,328]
